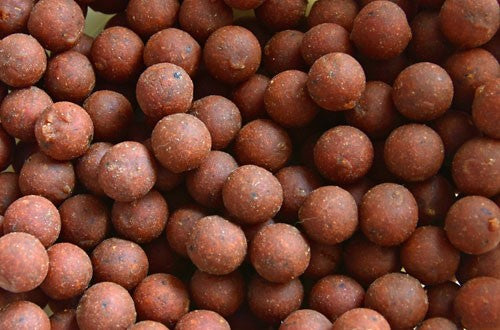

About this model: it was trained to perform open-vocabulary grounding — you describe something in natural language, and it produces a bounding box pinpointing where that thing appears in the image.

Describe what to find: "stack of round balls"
[0,0,499,329]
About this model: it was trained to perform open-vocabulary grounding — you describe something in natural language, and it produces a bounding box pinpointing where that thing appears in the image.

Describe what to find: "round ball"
[0,301,50,330]
[314,125,373,183]
[203,25,261,84]
[75,143,112,196]
[76,282,136,330]
[301,23,353,66]
[332,308,389,330]
[126,0,179,37]
[222,165,283,224]
[280,309,332,330]
[384,124,444,182]
[250,223,310,283]
[35,102,94,161]
[187,216,247,275]
[472,78,500,139]
[307,53,366,111]
[136,63,194,120]
[175,310,230,330]
[0,232,49,293]
[151,113,211,173]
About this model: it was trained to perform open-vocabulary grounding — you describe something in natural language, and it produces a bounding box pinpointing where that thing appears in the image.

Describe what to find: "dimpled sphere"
[250,223,310,283]
[307,53,366,111]
[314,126,374,183]
[203,26,261,84]
[76,282,136,330]
[351,1,412,60]
[136,63,194,120]
[187,216,247,275]
[222,165,283,225]
[151,113,212,173]
[0,232,49,293]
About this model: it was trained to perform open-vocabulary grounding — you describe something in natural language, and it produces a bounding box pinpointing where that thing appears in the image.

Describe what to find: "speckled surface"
[75,142,112,196]
[231,74,269,122]
[263,30,305,75]
[126,0,179,38]
[332,308,390,330]
[472,78,500,139]
[175,310,230,330]
[165,204,207,257]
[280,309,332,330]
[255,0,307,31]
[302,23,353,65]
[0,301,50,330]
[308,0,358,31]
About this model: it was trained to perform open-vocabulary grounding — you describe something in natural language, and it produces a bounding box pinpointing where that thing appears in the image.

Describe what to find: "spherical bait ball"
[345,81,400,139]
[444,48,499,110]
[126,0,179,37]
[263,30,306,75]
[452,138,500,197]
[178,0,233,43]
[151,113,211,173]
[0,33,47,88]
[407,175,455,226]
[0,0,33,39]
[250,223,310,283]
[351,1,412,60]
[299,186,357,245]
[343,234,401,286]
[203,26,261,84]
[44,51,95,103]
[440,0,499,49]
[445,196,500,255]
[40,243,92,300]
[35,102,94,161]
[189,95,242,150]
[247,275,304,324]
[189,270,245,317]
[332,308,390,330]
[393,63,453,121]
[457,245,500,283]
[0,232,48,293]
[175,310,230,330]
[223,0,264,10]
[136,63,193,120]
[255,0,307,31]
[112,190,168,244]
[307,53,365,111]
[50,309,79,330]
[91,27,144,83]
[28,0,84,52]
[0,87,53,142]
[76,282,136,330]
[232,74,269,123]
[98,141,157,202]
[69,33,94,58]
[129,321,169,330]
[275,166,323,221]
[301,23,353,66]
[165,204,207,257]
[144,28,201,77]
[264,70,319,128]
[59,194,110,250]
[360,183,418,246]
[0,301,50,330]
[314,125,373,183]
[75,143,112,196]
[384,124,444,182]
[401,226,460,285]
[426,282,460,323]
[83,90,134,142]
[91,238,149,290]
[222,165,283,224]
[432,110,479,159]
[418,317,458,330]
[3,195,60,248]
[0,173,20,216]
[454,277,500,329]
[408,11,453,64]
[472,78,500,139]
[19,152,75,204]
[309,275,365,321]
[133,273,189,327]
[308,0,359,31]
[365,273,428,329]
[280,309,332,330]
[187,216,247,275]
[186,151,238,209]
[234,119,292,172]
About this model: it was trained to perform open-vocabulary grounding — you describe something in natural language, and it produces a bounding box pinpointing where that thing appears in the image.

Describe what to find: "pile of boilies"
[0,0,499,329]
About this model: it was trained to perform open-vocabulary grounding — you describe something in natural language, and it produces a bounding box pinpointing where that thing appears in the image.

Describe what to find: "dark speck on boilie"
[173,72,182,79]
